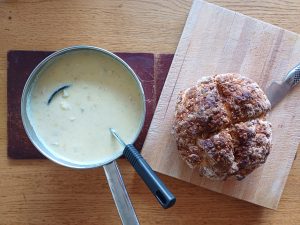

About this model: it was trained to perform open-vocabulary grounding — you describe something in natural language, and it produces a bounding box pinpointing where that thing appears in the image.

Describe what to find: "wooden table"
[0,1,299,224]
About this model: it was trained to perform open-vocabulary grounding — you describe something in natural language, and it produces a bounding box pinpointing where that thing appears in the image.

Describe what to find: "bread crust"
[173,73,272,180]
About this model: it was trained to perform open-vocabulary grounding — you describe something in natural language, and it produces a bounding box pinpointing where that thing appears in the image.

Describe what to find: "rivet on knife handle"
[284,63,300,88]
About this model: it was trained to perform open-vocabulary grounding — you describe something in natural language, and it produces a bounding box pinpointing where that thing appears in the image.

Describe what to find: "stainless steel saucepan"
[21,46,175,225]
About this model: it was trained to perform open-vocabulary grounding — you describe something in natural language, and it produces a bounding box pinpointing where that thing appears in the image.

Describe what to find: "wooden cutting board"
[141,0,300,209]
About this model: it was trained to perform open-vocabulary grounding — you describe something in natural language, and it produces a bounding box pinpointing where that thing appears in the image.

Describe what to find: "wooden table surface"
[0,1,300,224]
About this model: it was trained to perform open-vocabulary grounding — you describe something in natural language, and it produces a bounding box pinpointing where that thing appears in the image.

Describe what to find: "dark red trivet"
[7,50,173,159]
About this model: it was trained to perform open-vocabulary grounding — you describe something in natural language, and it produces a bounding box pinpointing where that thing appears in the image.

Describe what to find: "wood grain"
[142,0,300,210]
[1,0,300,224]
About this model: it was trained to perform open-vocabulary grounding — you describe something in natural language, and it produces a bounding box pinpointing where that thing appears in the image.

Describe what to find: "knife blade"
[266,63,300,108]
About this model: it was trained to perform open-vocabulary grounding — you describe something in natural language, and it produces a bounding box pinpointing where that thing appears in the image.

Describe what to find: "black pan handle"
[123,144,176,209]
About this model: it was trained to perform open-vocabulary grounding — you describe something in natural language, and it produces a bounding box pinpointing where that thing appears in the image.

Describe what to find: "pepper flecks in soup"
[29,50,144,165]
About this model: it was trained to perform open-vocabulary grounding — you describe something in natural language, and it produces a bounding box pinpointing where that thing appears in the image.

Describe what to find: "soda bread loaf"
[173,73,272,180]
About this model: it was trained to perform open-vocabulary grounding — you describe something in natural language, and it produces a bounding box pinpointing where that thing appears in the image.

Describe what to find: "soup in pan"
[28,50,144,165]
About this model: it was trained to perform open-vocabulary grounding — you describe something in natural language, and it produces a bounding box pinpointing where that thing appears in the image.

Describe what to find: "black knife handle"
[123,144,176,209]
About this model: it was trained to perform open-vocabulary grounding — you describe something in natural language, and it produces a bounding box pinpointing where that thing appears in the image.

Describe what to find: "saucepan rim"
[21,45,146,169]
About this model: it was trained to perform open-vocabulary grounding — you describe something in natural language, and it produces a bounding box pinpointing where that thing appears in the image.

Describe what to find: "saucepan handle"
[123,144,176,209]
[103,161,140,225]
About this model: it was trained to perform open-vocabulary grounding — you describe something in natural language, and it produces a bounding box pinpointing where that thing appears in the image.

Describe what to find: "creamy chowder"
[28,50,144,165]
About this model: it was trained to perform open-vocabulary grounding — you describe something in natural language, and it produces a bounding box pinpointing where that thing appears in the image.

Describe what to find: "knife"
[266,63,300,108]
